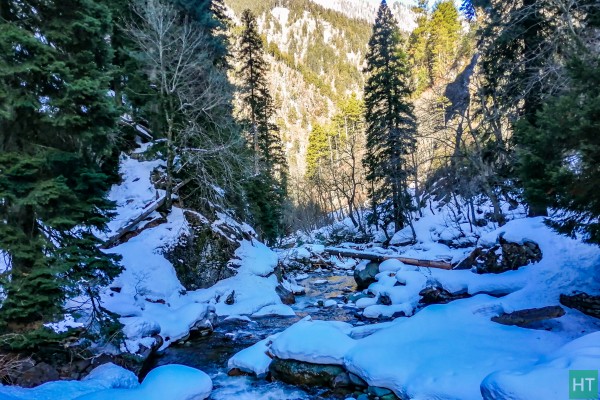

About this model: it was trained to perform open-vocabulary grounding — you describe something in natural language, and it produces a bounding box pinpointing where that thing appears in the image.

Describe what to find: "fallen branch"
[324,247,452,270]
[102,179,189,249]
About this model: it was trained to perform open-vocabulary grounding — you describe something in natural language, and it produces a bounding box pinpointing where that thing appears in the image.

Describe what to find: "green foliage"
[363,1,417,232]
[408,0,462,94]
[306,124,333,179]
[238,10,288,244]
[516,56,600,244]
[0,0,123,347]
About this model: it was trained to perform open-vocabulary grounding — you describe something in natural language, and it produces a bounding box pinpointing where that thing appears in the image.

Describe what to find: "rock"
[227,368,249,377]
[225,290,235,305]
[324,299,337,308]
[348,293,370,303]
[356,394,369,400]
[419,286,470,305]
[354,262,380,290]
[367,386,394,398]
[457,237,542,273]
[269,358,346,387]
[377,294,392,306]
[332,372,352,388]
[348,372,368,387]
[276,284,296,305]
[15,362,59,388]
[560,292,600,319]
[491,306,565,327]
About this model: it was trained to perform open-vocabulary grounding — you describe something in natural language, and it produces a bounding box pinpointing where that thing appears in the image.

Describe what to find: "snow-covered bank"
[0,363,212,400]
[230,213,600,399]
[92,151,295,353]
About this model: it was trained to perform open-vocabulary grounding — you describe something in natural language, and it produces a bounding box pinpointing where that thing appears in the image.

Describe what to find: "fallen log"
[102,179,189,249]
[324,247,452,270]
[491,305,565,327]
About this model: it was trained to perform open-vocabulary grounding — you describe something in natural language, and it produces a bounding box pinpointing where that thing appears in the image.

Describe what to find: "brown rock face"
[457,237,542,274]
[560,292,600,319]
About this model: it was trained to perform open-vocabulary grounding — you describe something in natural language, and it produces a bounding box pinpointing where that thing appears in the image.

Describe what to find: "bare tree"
[127,0,247,209]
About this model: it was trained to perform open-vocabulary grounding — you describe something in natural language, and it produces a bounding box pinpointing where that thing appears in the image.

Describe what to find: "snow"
[270,319,356,365]
[250,203,600,399]
[481,331,600,399]
[344,296,566,399]
[234,239,278,277]
[75,365,212,400]
[90,152,289,352]
[228,334,281,377]
[252,304,296,317]
[44,314,84,333]
[100,154,165,241]
[0,363,138,400]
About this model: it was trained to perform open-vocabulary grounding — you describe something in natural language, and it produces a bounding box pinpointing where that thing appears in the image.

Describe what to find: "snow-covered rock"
[75,365,212,400]
[0,364,138,400]
[228,334,280,377]
[270,319,355,365]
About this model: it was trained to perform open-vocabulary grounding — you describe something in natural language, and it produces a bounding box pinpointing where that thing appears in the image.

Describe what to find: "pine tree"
[174,0,231,66]
[0,0,122,346]
[363,0,417,234]
[238,9,287,244]
[306,124,332,179]
[516,57,600,243]
[426,1,461,84]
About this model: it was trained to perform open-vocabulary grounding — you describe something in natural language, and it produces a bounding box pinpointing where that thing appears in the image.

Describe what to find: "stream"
[143,272,361,399]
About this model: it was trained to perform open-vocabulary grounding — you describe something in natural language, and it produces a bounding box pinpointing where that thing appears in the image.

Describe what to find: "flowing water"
[143,272,361,399]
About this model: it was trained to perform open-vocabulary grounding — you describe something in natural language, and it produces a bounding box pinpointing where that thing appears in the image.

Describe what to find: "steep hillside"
[309,0,417,30]
[227,0,374,180]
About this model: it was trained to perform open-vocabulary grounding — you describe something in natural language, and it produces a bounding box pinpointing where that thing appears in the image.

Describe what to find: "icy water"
[144,273,360,399]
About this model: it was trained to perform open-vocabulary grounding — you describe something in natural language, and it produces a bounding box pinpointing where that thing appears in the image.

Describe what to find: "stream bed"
[144,273,362,399]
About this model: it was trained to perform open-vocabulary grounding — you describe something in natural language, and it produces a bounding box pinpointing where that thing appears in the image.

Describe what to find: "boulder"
[269,358,346,387]
[560,292,600,319]
[457,237,542,273]
[15,362,59,388]
[419,286,470,305]
[354,262,380,290]
[275,284,296,305]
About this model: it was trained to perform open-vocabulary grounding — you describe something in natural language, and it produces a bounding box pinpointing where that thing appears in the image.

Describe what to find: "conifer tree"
[238,9,287,244]
[306,124,333,179]
[363,0,417,235]
[0,0,122,346]
[516,57,600,244]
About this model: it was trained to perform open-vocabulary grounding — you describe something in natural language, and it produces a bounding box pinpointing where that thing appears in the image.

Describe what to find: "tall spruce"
[238,9,287,244]
[0,0,122,347]
[363,0,417,235]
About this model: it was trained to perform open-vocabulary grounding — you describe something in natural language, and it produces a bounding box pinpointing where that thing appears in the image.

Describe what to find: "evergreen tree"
[516,57,600,244]
[238,9,287,244]
[0,0,122,346]
[426,1,461,85]
[363,0,417,234]
[174,0,231,66]
[306,124,332,179]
